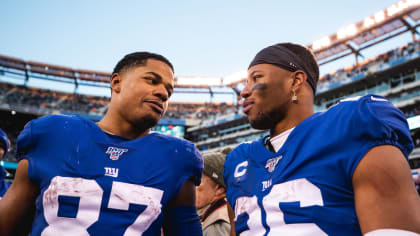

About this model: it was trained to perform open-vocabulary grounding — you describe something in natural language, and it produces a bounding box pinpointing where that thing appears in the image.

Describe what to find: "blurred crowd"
[166,102,236,120]
[0,110,30,162]
[317,41,420,89]
[0,82,236,120]
[1,41,420,164]
[1,83,108,115]
[401,103,420,118]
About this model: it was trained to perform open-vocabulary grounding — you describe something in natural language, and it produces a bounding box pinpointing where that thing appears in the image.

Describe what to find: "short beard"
[132,114,159,134]
[249,102,289,130]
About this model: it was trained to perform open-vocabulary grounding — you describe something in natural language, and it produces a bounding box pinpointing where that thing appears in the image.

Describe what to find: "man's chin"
[134,115,159,130]
[249,117,271,130]
[248,106,287,130]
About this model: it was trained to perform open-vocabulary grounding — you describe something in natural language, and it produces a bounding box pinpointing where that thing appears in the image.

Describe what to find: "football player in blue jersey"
[223,43,420,236]
[0,129,10,199]
[0,52,204,235]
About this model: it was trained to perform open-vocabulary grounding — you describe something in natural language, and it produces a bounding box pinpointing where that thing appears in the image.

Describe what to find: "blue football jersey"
[0,166,10,198]
[223,95,413,236]
[16,115,203,236]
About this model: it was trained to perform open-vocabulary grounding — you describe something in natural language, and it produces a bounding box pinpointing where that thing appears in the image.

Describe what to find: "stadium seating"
[1,41,420,164]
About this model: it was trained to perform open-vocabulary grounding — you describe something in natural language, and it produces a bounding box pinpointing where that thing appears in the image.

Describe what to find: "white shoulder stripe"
[339,95,389,103]
[340,96,362,102]
[365,229,420,236]
[370,96,388,102]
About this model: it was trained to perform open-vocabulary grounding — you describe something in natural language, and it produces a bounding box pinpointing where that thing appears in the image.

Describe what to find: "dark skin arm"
[353,145,420,234]
[165,179,196,208]
[162,179,199,235]
[0,159,39,236]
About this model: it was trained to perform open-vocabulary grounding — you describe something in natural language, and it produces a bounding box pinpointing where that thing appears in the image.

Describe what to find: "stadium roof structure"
[0,54,241,86]
[0,54,238,103]
[1,0,419,102]
[309,0,420,65]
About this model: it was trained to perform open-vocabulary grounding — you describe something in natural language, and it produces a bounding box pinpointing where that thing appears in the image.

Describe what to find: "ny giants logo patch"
[106,146,128,161]
[104,167,119,177]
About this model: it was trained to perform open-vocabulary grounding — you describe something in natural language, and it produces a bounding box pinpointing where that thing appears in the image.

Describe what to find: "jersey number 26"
[235,178,327,235]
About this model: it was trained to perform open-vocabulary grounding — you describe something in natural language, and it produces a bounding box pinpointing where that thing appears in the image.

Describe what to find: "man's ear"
[292,70,307,91]
[215,185,226,196]
[110,73,122,94]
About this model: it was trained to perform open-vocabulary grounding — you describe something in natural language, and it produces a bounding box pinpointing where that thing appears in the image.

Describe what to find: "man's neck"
[98,111,150,140]
[270,106,313,138]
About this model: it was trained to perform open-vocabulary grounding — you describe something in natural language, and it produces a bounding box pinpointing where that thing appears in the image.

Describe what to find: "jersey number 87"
[42,176,163,236]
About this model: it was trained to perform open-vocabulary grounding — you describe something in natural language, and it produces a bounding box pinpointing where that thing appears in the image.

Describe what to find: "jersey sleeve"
[186,143,203,186]
[15,119,35,161]
[175,141,203,187]
[0,166,10,197]
[223,150,235,207]
[15,119,40,183]
[344,95,414,178]
[15,115,75,185]
[223,143,249,208]
[169,140,203,202]
[223,148,238,190]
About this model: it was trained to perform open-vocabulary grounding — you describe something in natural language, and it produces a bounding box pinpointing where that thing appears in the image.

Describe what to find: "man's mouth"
[145,101,164,114]
[242,101,254,114]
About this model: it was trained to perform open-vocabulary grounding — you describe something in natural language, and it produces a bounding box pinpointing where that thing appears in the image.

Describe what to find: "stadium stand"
[188,40,420,152]
[1,40,420,159]
[0,82,236,120]
[1,1,420,181]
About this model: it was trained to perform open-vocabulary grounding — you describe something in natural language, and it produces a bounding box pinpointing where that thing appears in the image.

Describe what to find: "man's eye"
[253,75,262,81]
[145,77,157,84]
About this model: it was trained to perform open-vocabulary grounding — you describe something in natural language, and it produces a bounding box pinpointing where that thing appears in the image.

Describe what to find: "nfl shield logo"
[265,156,282,173]
[106,147,128,161]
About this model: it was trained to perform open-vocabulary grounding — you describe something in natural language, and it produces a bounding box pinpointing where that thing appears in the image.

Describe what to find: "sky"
[1,0,414,81]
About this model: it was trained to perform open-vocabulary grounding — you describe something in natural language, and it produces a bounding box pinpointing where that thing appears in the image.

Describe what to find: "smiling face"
[241,64,294,130]
[111,59,174,130]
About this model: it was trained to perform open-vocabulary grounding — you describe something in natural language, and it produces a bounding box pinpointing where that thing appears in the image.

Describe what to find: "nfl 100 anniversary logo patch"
[106,146,128,161]
[265,156,282,173]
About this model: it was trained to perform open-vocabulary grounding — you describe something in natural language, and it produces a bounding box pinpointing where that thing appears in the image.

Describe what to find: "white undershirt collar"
[269,127,295,152]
